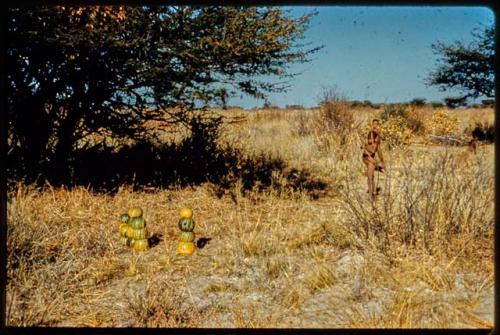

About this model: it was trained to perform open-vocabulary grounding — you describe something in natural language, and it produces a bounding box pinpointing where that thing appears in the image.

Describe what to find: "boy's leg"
[363,156,376,196]
[367,162,375,197]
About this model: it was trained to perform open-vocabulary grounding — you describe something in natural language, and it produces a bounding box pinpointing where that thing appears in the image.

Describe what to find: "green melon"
[178,218,194,232]
[130,217,145,229]
[120,213,130,224]
[130,228,147,240]
[179,231,195,242]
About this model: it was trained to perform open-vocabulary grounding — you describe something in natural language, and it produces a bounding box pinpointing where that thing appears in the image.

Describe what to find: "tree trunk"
[50,107,81,184]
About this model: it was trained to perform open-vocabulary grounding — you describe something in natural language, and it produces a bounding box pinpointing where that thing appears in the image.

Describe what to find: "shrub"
[362,100,374,108]
[285,104,305,110]
[339,150,493,255]
[319,85,345,103]
[406,107,432,135]
[431,101,445,108]
[381,116,414,148]
[465,122,495,142]
[380,104,408,121]
[444,96,468,109]
[481,99,495,108]
[313,86,353,139]
[316,101,354,134]
[263,102,280,109]
[410,98,426,106]
[311,101,354,153]
[294,111,313,137]
[424,109,459,136]
[349,100,363,108]
[379,105,414,148]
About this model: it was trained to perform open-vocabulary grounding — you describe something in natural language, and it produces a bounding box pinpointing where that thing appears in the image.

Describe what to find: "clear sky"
[228,6,495,109]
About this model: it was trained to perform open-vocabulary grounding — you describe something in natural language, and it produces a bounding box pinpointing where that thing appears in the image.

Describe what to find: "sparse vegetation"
[7,104,494,328]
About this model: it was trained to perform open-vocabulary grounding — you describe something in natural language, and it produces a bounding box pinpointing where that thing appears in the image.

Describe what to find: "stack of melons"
[119,207,149,251]
[119,213,132,246]
[177,207,195,255]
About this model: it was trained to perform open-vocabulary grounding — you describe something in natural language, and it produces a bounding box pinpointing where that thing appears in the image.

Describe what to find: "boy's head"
[371,119,380,129]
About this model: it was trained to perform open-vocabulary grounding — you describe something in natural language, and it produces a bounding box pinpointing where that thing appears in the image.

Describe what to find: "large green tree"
[7,6,320,180]
[426,24,495,102]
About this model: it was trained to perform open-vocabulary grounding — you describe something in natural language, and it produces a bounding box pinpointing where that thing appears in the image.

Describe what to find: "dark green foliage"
[481,99,495,108]
[427,25,494,99]
[362,100,374,108]
[410,98,426,106]
[285,104,305,109]
[349,100,363,107]
[7,6,320,183]
[262,101,281,109]
[468,122,494,143]
[430,101,445,108]
[444,96,468,109]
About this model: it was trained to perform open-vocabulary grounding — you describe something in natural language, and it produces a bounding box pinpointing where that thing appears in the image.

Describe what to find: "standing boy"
[362,119,385,200]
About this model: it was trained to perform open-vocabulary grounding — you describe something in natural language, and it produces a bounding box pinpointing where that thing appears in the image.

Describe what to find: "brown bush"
[315,101,354,135]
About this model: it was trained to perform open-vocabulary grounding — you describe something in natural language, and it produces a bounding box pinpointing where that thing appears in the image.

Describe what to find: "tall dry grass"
[6,105,494,328]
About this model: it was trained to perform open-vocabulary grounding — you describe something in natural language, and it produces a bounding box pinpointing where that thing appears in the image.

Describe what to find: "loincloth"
[362,151,378,167]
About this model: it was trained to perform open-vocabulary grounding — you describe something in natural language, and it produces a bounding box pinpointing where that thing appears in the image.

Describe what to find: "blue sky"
[228,6,495,109]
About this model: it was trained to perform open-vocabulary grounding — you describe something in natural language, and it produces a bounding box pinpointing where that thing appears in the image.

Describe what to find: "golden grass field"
[6,104,494,328]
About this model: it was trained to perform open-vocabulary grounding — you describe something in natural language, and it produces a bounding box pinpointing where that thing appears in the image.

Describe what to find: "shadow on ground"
[148,233,163,249]
[196,237,212,249]
[8,120,329,199]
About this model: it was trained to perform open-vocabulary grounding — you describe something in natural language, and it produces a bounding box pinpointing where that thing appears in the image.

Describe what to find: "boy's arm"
[377,128,385,140]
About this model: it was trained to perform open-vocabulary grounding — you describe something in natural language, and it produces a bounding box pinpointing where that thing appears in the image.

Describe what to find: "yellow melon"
[179,207,193,219]
[128,207,143,218]
[176,241,195,255]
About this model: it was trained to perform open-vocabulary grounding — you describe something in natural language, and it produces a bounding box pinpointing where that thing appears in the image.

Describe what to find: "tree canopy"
[7,6,320,181]
[426,24,495,102]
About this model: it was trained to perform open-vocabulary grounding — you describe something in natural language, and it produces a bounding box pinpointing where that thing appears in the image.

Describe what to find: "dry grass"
[6,105,494,328]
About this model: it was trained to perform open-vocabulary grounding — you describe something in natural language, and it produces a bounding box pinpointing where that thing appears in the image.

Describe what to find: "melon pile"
[118,207,149,251]
[177,207,195,255]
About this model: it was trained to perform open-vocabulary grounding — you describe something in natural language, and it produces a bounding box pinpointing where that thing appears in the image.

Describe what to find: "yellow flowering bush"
[424,109,459,135]
[381,116,414,148]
